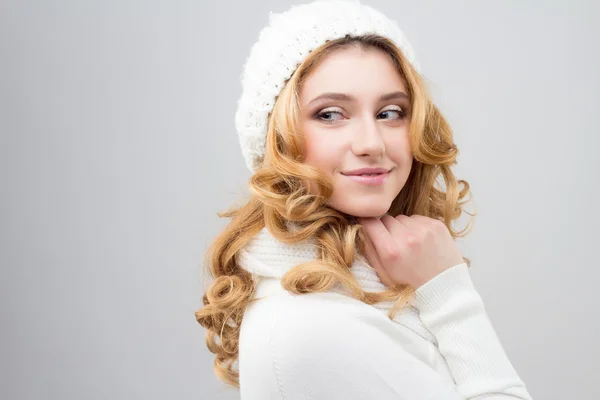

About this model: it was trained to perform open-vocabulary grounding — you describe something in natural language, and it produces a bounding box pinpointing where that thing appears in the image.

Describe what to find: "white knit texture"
[237,227,438,343]
[235,0,421,172]
[237,227,534,399]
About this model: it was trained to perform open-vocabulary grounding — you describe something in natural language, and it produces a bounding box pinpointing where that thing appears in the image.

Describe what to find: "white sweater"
[237,227,533,399]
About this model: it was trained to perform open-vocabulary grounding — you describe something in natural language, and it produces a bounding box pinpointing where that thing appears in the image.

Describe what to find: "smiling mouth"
[345,172,385,176]
[340,168,392,176]
[340,169,392,186]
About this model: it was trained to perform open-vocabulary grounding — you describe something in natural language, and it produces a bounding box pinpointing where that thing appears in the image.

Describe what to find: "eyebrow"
[307,91,410,106]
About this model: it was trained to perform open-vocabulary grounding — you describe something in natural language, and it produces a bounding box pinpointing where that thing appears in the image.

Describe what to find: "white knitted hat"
[234,0,421,172]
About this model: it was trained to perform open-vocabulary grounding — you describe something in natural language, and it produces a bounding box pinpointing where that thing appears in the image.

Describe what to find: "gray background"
[1,0,598,399]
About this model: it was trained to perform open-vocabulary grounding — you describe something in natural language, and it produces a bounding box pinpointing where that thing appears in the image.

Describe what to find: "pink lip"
[342,167,390,175]
[341,167,392,186]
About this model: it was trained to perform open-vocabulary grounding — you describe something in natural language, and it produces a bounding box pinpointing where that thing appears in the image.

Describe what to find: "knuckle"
[421,230,434,243]
[382,244,400,262]
[382,214,394,222]
[432,219,448,234]
[431,218,445,228]
[405,233,421,248]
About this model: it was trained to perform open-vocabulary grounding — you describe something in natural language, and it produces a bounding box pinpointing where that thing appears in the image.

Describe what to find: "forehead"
[299,46,407,103]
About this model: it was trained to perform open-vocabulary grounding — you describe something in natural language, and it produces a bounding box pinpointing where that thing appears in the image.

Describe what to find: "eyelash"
[314,106,408,123]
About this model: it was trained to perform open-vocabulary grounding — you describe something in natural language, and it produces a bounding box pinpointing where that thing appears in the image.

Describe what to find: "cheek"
[302,130,342,172]
[386,130,412,162]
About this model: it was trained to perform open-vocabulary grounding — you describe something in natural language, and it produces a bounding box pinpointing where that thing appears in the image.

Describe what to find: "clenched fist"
[358,214,465,289]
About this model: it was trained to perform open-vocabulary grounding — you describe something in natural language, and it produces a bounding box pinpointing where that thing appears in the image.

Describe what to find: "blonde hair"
[195,34,475,388]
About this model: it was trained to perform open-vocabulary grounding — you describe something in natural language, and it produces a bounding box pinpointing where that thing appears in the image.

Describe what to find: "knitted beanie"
[234,0,421,172]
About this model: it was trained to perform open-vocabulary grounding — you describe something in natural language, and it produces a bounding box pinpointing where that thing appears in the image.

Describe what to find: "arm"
[411,263,533,400]
[268,291,466,400]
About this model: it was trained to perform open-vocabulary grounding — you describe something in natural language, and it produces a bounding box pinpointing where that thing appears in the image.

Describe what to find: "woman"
[196,0,533,398]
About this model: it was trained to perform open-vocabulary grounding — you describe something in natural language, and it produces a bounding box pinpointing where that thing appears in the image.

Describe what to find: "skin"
[299,46,464,289]
[299,46,413,218]
[360,215,464,289]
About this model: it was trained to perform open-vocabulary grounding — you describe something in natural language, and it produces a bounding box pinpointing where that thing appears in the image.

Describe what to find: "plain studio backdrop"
[1,0,598,399]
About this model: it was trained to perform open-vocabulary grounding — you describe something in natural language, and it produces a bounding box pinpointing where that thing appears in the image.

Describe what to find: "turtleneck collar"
[236,226,437,343]
[237,226,384,288]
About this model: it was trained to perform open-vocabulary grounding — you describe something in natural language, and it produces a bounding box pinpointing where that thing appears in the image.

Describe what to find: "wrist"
[410,263,477,311]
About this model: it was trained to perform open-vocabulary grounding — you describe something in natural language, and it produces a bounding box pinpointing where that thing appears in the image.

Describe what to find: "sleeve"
[267,292,466,400]
[411,263,534,400]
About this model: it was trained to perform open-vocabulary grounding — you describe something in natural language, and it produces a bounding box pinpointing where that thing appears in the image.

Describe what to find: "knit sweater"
[237,227,533,399]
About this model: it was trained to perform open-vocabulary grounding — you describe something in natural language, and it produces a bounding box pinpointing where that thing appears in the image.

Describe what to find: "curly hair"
[195,33,476,388]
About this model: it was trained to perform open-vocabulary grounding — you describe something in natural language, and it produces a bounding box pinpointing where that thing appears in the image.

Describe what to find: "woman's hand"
[358,214,464,289]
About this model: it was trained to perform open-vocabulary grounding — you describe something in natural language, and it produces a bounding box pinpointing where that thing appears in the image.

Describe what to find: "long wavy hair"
[195,33,475,388]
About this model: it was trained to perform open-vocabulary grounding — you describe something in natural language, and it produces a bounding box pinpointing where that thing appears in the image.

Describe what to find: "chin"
[348,208,389,218]
[331,200,392,218]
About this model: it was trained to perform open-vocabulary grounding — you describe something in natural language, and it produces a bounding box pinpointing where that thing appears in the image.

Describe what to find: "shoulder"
[261,290,459,399]
[268,289,409,361]
[242,285,369,344]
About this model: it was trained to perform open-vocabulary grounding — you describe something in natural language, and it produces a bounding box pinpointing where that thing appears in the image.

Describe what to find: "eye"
[377,106,408,120]
[314,107,344,123]
[314,106,409,123]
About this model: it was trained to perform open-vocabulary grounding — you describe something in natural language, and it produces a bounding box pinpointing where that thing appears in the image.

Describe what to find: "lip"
[341,167,391,176]
[340,167,392,186]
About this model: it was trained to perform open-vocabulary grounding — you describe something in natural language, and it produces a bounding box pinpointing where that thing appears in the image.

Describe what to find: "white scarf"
[237,226,437,344]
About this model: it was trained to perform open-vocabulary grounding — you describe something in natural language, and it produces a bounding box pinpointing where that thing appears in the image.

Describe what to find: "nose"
[351,116,385,158]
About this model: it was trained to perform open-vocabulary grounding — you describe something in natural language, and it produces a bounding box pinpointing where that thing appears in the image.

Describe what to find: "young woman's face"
[299,46,413,218]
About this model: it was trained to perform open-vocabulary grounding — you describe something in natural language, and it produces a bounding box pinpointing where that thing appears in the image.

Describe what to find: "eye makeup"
[313,105,409,123]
